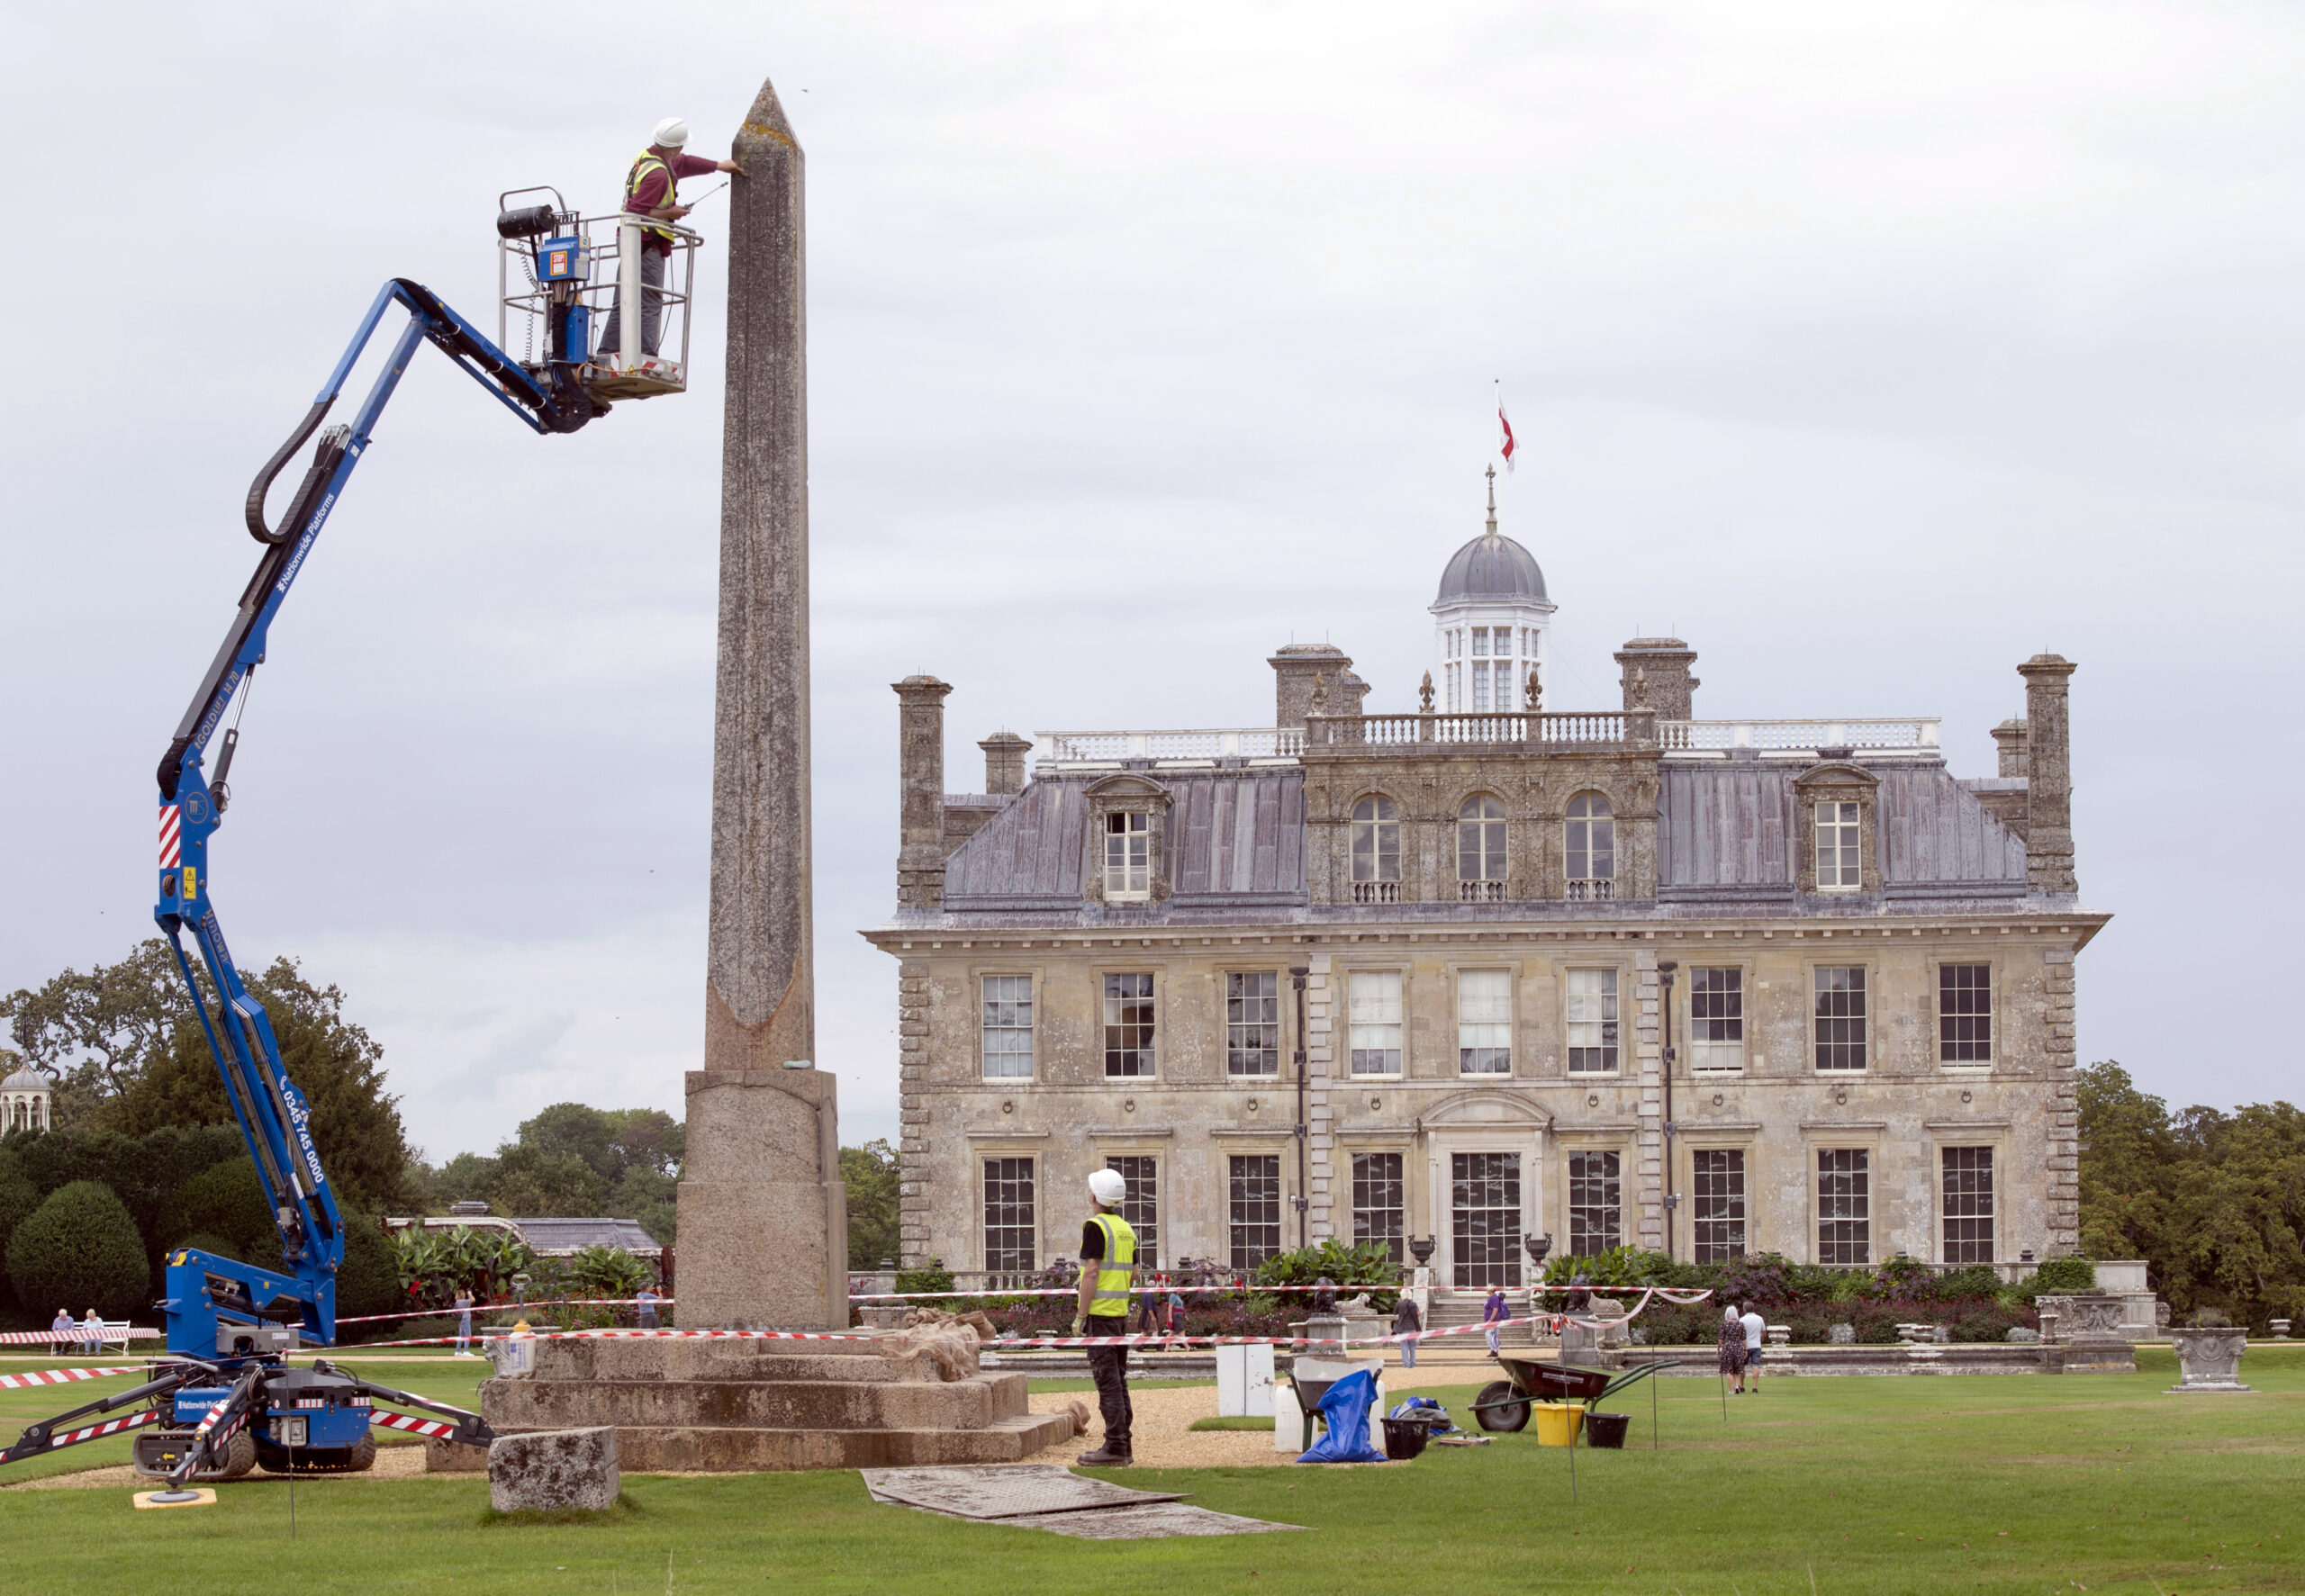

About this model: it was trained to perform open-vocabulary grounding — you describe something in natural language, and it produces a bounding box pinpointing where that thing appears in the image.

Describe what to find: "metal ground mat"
[860,1465,1304,1540]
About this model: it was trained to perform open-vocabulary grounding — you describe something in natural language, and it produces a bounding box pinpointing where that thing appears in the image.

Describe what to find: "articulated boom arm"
[153,280,597,1353]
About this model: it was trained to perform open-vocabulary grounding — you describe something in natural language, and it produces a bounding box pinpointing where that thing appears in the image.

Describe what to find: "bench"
[71,1320,136,1356]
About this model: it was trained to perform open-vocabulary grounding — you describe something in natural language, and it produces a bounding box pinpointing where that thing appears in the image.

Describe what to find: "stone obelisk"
[674,76,847,1330]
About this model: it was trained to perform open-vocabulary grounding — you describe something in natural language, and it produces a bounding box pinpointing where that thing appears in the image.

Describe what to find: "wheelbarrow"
[1471,1355,1683,1440]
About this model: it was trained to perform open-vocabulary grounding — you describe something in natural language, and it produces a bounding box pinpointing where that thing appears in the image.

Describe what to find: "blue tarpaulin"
[1296,1367,1388,1464]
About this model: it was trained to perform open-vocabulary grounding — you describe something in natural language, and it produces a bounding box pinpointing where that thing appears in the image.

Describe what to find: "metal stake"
[1652,1371,1659,1450]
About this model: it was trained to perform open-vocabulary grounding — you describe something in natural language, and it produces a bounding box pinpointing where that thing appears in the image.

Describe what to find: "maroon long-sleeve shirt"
[624,150,721,253]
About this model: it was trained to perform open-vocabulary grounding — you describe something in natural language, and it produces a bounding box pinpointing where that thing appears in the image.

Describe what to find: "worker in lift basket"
[595,117,746,365]
[1072,1168,1138,1466]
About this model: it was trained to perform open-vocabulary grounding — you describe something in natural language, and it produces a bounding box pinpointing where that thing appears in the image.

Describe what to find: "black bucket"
[1381,1418,1432,1460]
[1585,1411,1631,1449]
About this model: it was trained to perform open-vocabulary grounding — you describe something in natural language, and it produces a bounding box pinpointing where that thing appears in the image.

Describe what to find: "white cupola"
[1,1066,52,1134]
[1430,465,1554,713]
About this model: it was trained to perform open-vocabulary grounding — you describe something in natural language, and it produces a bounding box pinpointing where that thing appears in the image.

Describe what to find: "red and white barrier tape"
[845,1282,1682,1301]
[338,1297,673,1326]
[0,1365,145,1390]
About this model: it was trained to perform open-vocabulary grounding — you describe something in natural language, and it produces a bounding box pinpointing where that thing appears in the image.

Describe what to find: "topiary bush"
[7,1181,151,1321]
[157,1158,284,1269]
[0,1161,42,1312]
[334,1211,401,1336]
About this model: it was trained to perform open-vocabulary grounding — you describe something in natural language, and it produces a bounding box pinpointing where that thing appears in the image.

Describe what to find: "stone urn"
[2166,1326,2251,1393]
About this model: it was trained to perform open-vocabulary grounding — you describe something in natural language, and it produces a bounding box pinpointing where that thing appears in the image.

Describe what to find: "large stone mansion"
[863,480,2106,1288]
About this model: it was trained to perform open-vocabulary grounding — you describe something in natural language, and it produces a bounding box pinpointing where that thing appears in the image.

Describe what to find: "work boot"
[1075,1446,1132,1467]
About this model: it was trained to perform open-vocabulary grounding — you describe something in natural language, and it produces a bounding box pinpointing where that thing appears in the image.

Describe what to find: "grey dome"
[1,1068,49,1092]
[1435,532,1548,606]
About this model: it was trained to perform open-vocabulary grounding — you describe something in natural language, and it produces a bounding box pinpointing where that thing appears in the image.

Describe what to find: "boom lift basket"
[496,185,701,403]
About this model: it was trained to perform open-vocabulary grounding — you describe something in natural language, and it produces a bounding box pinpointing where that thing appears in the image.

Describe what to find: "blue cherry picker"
[0,193,702,1494]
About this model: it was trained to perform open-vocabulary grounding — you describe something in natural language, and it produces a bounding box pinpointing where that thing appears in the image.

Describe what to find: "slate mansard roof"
[926,757,2027,924]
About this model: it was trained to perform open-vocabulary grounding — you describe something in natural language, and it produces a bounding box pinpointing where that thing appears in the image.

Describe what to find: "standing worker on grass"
[596,117,747,364]
[1072,1168,1137,1466]
[1740,1302,1767,1393]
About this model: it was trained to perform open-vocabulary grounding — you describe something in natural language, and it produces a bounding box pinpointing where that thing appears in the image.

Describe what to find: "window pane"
[1692,1149,1747,1263]
[1451,1151,1522,1288]
[1813,966,1867,1071]
[1458,969,1512,1074]
[1228,1155,1281,1269]
[1103,972,1155,1077]
[1568,1150,1621,1256]
[1350,970,1403,1076]
[1817,1149,1870,1265]
[1107,1155,1159,1269]
[1472,627,1489,657]
[983,1157,1036,1273]
[1689,968,1743,1070]
[1941,1147,1993,1265]
[1351,1152,1404,1263]
[1567,969,1620,1073]
[1939,964,1992,1062]
[981,974,1034,1078]
[1226,971,1279,1077]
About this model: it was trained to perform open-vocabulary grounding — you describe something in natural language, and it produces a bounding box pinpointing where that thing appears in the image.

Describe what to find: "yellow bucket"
[1532,1402,1586,1447]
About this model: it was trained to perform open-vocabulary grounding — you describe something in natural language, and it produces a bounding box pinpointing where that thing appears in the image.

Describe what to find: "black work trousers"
[1083,1317,1134,1453]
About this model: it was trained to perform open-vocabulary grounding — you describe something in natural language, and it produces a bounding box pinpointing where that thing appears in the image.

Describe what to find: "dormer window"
[1081,774,1172,906]
[1104,811,1151,900]
[1815,801,1861,890]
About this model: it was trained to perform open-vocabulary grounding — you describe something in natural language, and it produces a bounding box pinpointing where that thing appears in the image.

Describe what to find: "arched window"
[1457,796,1505,901]
[1350,796,1401,904]
[1566,792,1614,901]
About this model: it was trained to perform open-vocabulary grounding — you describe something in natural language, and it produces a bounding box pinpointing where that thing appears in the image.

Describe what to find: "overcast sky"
[3,2,2298,1165]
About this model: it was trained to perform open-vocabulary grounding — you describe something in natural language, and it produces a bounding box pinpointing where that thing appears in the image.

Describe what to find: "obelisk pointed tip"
[735,76,799,156]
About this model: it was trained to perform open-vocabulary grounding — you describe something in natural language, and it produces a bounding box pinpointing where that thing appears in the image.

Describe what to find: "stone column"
[676,75,846,1330]
[979,731,1031,796]
[2018,654,2078,897]
[894,676,953,909]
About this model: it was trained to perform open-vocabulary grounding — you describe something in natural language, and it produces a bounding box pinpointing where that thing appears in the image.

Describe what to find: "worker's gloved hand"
[1071,1316,1085,1337]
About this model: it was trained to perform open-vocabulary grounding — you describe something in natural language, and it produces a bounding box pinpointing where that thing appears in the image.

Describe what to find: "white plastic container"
[1216,1344,1276,1417]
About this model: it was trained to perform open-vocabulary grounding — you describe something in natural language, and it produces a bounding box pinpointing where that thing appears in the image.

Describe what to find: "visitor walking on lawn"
[1718,1305,1749,1391]
[1482,1287,1508,1356]
[1740,1303,1767,1391]
[1394,1294,1424,1368]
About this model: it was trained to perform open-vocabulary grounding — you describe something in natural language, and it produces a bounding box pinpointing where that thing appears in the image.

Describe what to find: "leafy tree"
[7,1181,150,1321]
[335,1211,402,1330]
[158,1158,285,1271]
[842,1140,901,1270]
[0,1155,41,1311]
[1,942,186,1126]
[489,1146,607,1217]
[406,1102,684,1243]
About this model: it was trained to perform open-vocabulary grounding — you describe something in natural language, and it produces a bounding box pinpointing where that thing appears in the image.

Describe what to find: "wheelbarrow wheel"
[1473,1380,1529,1433]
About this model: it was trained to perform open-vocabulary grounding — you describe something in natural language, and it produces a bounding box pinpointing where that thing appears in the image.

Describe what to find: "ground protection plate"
[861,1466,1304,1539]
[861,1465,1185,1519]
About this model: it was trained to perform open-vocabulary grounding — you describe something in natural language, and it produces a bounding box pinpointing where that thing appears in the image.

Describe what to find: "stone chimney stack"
[1991,718,2030,779]
[2017,654,2078,896]
[1270,644,1351,729]
[1614,637,1699,721]
[1335,670,1371,718]
[894,675,954,908]
[979,731,1031,796]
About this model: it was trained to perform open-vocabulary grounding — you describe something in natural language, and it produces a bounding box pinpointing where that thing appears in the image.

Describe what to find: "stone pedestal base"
[461,1336,1074,1473]
[489,1426,619,1512]
[676,1065,846,1329]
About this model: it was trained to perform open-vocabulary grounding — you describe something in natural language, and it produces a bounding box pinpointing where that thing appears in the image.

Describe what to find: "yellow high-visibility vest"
[1086,1213,1137,1318]
[625,151,676,244]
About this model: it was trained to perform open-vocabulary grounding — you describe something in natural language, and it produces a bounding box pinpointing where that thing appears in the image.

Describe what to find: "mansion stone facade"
[863,494,2107,1289]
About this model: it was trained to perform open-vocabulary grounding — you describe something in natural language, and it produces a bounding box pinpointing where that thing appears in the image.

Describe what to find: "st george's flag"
[1496,383,1517,473]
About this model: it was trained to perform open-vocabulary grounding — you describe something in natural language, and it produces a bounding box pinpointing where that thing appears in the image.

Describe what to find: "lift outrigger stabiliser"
[5,194,701,1494]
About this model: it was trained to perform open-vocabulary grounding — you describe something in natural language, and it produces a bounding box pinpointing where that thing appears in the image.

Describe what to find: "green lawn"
[1,1348,2299,1593]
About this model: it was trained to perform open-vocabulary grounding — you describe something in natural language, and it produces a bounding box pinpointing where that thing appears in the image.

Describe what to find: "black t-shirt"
[1080,1221,1106,1261]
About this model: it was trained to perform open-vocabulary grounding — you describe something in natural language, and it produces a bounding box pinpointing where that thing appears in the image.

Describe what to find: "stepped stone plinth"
[430,1337,1073,1474]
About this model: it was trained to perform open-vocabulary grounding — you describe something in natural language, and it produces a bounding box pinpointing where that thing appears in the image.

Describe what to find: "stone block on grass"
[489,1425,619,1512]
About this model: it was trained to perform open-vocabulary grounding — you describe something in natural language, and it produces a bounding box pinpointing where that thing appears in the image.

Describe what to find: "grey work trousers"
[1083,1319,1134,1453]
[598,244,666,360]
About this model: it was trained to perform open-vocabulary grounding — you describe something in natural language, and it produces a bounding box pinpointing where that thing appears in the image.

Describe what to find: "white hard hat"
[653,117,691,149]
[1088,1168,1127,1206]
